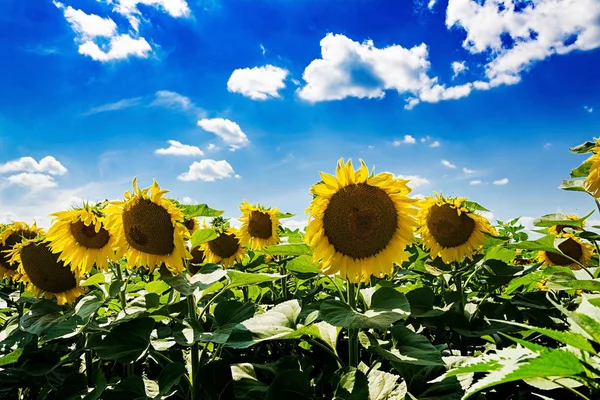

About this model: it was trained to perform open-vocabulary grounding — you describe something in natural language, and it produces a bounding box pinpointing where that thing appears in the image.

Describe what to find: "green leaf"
[90,317,154,363]
[146,280,170,295]
[191,229,218,248]
[533,210,593,228]
[332,368,369,400]
[103,375,147,400]
[158,362,187,394]
[181,203,224,217]
[265,370,313,400]
[277,212,296,219]
[214,301,256,327]
[391,325,444,365]
[227,270,287,288]
[484,246,516,263]
[559,179,588,193]
[0,348,23,366]
[81,272,106,287]
[307,321,340,353]
[570,141,596,154]
[504,235,557,253]
[320,288,410,330]
[462,200,490,213]
[109,280,125,298]
[552,296,600,345]
[173,319,203,346]
[263,243,311,256]
[75,295,103,320]
[163,269,226,295]
[571,161,592,178]
[358,363,407,400]
[19,300,65,336]
[285,255,320,275]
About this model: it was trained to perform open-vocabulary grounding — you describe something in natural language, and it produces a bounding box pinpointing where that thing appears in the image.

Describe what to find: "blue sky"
[0,0,599,231]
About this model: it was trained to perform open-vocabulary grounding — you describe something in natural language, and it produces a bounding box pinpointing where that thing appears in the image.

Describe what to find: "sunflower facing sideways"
[0,222,44,280]
[201,226,245,268]
[184,217,199,234]
[104,178,191,274]
[546,214,585,236]
[417,193,497,264]
[305,158,417,283]
[45,203,119,274]
[238,201,281,250]
[583,138,600,197]
[7,239,85,305]
[537,234,593,270]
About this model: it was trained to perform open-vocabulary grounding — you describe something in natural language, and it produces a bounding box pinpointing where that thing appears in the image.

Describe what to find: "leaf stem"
[347,281,359,367]
[327,276,346,302]
[306,338,344,368]
[187,294,200,400]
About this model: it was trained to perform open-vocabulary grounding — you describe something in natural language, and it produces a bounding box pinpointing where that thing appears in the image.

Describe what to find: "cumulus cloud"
[78,34,151,61]
[6,173,58,190]
[282,219,308,231]
[493,178,509,185]
[0,156,67,175]
[392,135,417,146]
[469,180,482,185]
[227,65,289,100]
[441,159,456,169]
[106,0,191,31]
[155,140,203,156]
[178,159,235,182]
[451,61,468,79]
[53,2,117,39]
[197,118,250,151]
[395,174,430,188]
[429,140,440,148]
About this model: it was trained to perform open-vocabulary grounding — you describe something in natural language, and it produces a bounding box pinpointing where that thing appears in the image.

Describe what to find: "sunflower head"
[305,158,417,283]
[201,228,245,268]
[0,222,44,280]
[537,234,593,270]
[584,138,600,197]
[417,193,497,264]
[184,217,199,234]
[238,201,280,250]
[8,239,85,305]
[46,203,119,274]
[547,214,585,235]
[188,245,205,275]
[105,178,191,274]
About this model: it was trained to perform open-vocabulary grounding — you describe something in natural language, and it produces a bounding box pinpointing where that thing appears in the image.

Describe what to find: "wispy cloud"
[584,105,594,113]
[85,91,203,117]
[84,97,143,115]
[469,180,482,185]
[462,167,475,174]
[429,140,440,148]
[543,143,552,149]
[493,178,509,185]
[441,159,456,169]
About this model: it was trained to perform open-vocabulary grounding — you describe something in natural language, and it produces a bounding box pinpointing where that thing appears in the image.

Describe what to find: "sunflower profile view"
[105,178,191,274]
[537,234,593,270]
[201,225,245,268]
[305,158,417,283]
[184,217,199,233]
[7,239,85,305]
[0,222,44,280]
[547,214,585,236]
[238,201,280,250]
[46,204,119,274]
[583,138,600,197]
[417,193,497,264]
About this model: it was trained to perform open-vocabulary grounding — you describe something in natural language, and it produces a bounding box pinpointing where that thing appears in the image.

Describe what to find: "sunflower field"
[1,140,600,400]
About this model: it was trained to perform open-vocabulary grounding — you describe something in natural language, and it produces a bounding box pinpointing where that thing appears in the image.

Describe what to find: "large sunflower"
[0,222,44,280]
[46,205,119,274]
[105,178,191,274]
[201,228,245,268]
[305,159,417,283]
[237,201,280,250]
[584,138,600,197]
[417,193,497,264]
[7,240,85,305]
[547,214,585,236]
[537,234,593,270]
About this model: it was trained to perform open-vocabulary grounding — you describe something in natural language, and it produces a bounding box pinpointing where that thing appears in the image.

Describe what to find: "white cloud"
[155,140,203,156]
[78,34,151,62]
[479,211,495,222]
[429,140,440,148]
[0,156,67,175]
[420,136,430,143]
[544,142,552,149]
[441,159,456,169]
[427,0,437,9]
[178,159,235,182]
[395,174,430,188]
[493,178,509,185]
[206,143,217,151]
[462,167,475,174]
[151,90,193,110]
[84,97,143,115]
[227,65,289,100]
[54,2,117,39]
[107,0,191,31]
[392,134,417,146]
[197,118,250,151]
[260,44,267,55]
[282,219,308,231]
[469,180,482,185]
[181,196,195,204]
[6,173,57,190]
[446,0,600,84]
[451,61,467,79]
[584,105,594,113]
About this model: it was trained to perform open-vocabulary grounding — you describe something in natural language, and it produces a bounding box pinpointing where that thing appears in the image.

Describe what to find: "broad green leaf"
[571,161,592,178]
[484,246,516,263]
[559,179,588,193]
[533,211,593,228]
[306,321,340,353]
[504,235,557,253]
[191,229,218,248]
[19,300,65,336]
[320,288,410,330]
[359,331,443,367]
[0,348,22,366]
[333,368,369,400]
[146,280,170,294]
[285,255,320,275]
[391,326,444,365]
[158,362,187,394]
[554,295,600,344]
[41,317,80,342]
[263,243,311,256]
[81,272,106,287]
[181,203,224,217]
[163,269,226,295]
[277,212,296,219]
[214,301,256,327]
[103,376,147,400]
[358,363,407,400]
[570,141,596,154]
[227,270,287,288]
[90,317,154,362]
[265,370,313,400]
[462,200,490,212]
[173,319,203,346]
[75,295,103,320]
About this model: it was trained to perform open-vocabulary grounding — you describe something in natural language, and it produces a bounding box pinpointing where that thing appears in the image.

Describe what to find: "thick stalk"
[187,295,200,400]
[113,263,127,311]
[453,270,467,356]
[347,281,359,367]
[85,348,93,387]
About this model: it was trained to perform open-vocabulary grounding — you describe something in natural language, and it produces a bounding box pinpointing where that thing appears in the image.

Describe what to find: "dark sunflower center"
[248,211,273,239]
[190,246,205,264]
[322,183,398,259]
[184,218,196,231]
[123,198,175,256]
[20,242,77,293]
[208,233,240,259]
[1,230,38,271]
[426,204,475,248]
[69,220,110,249]
[546,238,583,265]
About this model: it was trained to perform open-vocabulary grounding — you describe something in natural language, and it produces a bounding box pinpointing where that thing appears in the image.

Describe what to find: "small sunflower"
[8,240,85,305]
[547,214,585,235]
[201,228,245,268]
[0,222,44,280]
[584,138,600,197]
[184,217,199,234]
[238,201,281,250]
[305,158,417,283]
[46,205,119,274]
[105,178,191,274]
[417,193,497,264]
[188,245,205,275]
[537,234,593,270]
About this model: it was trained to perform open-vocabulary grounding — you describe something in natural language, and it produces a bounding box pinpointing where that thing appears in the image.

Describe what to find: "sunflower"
[537,234,593,270]
[46,205,119,274]
[105,178,191,274]
[201,228,245,268]
[547,214,585,235]
[417,193,497,264]
[584,138,600,197]
[7,240,85,305]
[188,245,205,275]
[237,201,280,250]
[305,158,417,283]
[0,222,44,280]
[184,217,199,234]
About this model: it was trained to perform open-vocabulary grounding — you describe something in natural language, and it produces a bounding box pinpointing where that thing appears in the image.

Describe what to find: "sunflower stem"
[84,347,93,387]
[452,268,468,356]
[113,262,127,312]
[187,294,200,400]
[346,281,359,367]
